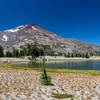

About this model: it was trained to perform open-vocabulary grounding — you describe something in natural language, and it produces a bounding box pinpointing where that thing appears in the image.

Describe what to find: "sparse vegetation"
[40,67,51,85]
[52,93,73,99]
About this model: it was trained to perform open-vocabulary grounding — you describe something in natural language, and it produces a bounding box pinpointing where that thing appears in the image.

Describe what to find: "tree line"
[0,44,44,58]
[0,44,99,58]
[64,52,90,58]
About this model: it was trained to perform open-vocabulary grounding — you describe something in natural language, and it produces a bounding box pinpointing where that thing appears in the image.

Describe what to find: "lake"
[11,60,100,70]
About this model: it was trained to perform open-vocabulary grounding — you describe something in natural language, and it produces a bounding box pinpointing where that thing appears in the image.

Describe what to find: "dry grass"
[52,92,73,99]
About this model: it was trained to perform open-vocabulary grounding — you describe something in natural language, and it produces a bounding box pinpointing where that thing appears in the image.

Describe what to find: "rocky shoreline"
[0,66,100,100]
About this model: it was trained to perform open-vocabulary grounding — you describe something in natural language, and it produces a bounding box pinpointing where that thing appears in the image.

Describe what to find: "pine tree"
[19,50,25,56]
[6,51,12,57]
[13,49,19,57]
[90,52,94,56]
[39,48,44,57]
[67,52,70,58]
[30,44,40,59]
[71,53,74,57]
[85,53,89,58]
[40,68,51,85]
[0,45,3,57]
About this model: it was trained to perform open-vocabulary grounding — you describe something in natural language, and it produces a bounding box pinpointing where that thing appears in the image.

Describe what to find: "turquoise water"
[11,60,100,70]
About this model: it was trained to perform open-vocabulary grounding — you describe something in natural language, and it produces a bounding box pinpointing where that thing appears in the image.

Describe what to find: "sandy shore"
[0,58,30,63]
[0,56,100,63]
[89,56,100,60]
[0,66,100,100]
[38,56,88,61]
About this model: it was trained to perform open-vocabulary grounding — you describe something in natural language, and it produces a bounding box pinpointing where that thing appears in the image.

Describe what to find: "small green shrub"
[52,93,73,99]
[40,68,51,85]
[93,86,96,88]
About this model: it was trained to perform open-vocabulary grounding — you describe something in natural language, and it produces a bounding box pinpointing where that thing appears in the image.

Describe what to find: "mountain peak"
[0,23,100,56]
[4,25,25,32]
[4,24,38,33]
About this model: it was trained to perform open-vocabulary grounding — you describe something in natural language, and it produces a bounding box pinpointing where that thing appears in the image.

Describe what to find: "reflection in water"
[11,60,100,70]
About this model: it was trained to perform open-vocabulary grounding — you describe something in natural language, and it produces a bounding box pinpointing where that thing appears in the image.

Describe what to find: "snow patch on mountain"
[1,35,8,41]
[5,29,20,32]
[17,25,25,29]
[32,26,37,30]
[4,25,25,33]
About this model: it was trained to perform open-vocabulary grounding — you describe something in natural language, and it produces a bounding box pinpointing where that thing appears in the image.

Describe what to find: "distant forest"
[0,44,94,58]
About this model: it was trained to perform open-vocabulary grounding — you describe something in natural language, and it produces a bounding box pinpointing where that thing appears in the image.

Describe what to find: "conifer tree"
[67,52,70,58]
[13,49,19,57]
[40,67,51,85]
[0,45,3,57]
[85,53,89,58]
[6,51,12,57]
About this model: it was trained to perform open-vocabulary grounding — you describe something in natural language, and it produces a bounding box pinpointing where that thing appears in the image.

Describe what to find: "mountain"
[0,24,100,56]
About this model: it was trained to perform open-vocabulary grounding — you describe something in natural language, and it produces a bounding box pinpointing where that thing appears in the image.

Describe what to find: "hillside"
[0,24,100,56]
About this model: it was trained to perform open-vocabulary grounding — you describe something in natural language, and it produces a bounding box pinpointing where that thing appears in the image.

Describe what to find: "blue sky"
[0,0,100,45]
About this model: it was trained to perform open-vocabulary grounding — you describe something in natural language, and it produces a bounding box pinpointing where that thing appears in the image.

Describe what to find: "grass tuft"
[52,92,73,99]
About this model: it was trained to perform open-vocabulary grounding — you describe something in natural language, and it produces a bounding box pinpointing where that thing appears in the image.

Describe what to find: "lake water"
[11,60,100,70]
